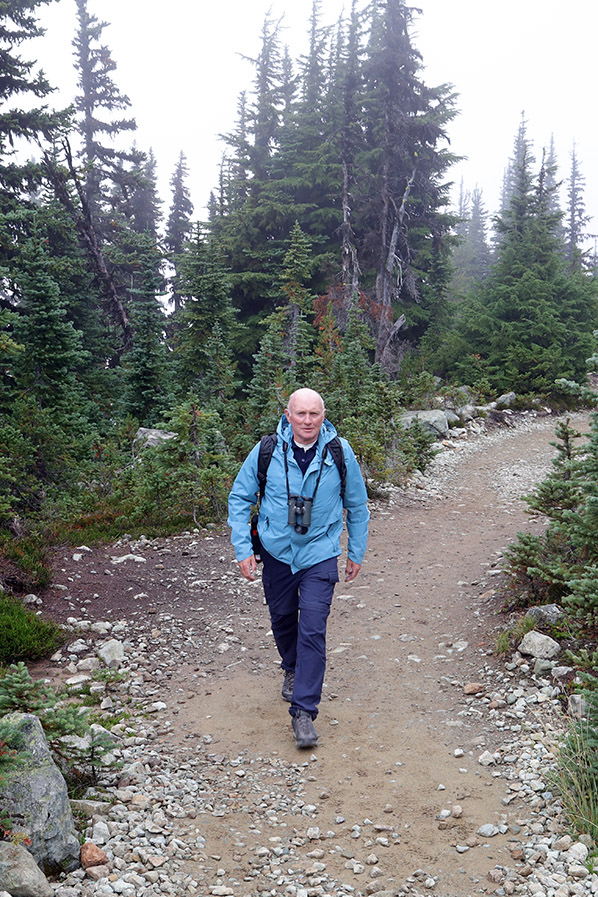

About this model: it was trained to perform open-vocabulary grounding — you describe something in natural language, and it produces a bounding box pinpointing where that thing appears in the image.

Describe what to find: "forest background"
[1,0,598,592]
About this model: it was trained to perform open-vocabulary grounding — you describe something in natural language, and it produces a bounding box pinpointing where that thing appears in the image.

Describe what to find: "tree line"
[1,0,597,584]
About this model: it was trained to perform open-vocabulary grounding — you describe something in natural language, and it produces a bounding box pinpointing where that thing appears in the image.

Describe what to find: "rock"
[518,630,561,659]
[457,403,477,423]
[399,409,450,438]
[0,841,53,897]
[110,554,147,564]
[525,603,564,628]
[134,427,176,448]
[85,864,111,881]
[96,638,125,667]
[568,693,587,717]
[567,841,590,864]
[80,842,109,869]
[478,750,495,766]
[1,713,80,874]
[70,799,112,817]
[477,823,499,837]
[496,391,517,408]
[463,682,485,694]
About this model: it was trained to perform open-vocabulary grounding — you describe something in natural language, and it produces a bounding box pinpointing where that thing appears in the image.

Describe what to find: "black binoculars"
[288,494,313,534]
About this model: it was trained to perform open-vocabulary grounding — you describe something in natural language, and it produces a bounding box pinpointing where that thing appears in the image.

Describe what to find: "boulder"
[134,427,176,448]
[525,603,564,628]
[518,630,561,659]
[496,391,517,408]
[1,713,80,874]
[0,841,53,897]
[97,638,125,668]
[399,410,449,438]
[456,403,478,423]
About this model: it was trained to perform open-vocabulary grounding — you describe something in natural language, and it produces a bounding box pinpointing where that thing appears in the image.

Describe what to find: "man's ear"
[284,408,291,422]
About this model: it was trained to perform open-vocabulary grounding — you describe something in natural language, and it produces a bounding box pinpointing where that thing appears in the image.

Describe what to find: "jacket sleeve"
[227,442,261,562]
[341,439,370,564]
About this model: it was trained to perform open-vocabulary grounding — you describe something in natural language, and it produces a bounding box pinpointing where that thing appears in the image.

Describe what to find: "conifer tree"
[12,233,88,413]
[449,121,598,395]
[174,226,238,396]
[357,0,457,371]
[128,149,162,237]
[121,235,171,426]
[565,145,590,273]
[245,310,289,439]
[451,186,491,295]
[165,151,194,312]
[281,221,316,366]
[72,0,141,221]
[0,0,69,213]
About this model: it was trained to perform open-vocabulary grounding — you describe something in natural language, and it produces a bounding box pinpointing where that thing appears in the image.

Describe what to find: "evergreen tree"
[128,148,162,237]
[245,309,289,439]
[356,0,458,371]
[339,2,363,307]
[72,0,141,221]
[174,226,238,398]
[0,0,69,214]
[280,221,316,370]
[121,236,171,426]
[450,185,491,296]
[565,144,590,273]
[449,122,598,396]
[12,232,88,413]
[165,151,194,312]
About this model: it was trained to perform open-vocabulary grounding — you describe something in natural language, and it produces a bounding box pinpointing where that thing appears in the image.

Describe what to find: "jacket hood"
[276,414,338,447]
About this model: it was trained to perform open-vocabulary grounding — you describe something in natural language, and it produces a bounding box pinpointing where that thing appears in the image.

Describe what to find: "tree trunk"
[43,142,133,365]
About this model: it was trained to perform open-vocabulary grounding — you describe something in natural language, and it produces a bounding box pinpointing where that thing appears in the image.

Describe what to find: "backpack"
[250,433,347,561]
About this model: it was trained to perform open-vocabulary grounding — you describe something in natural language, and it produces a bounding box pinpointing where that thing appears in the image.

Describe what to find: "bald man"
[228,389,369,748]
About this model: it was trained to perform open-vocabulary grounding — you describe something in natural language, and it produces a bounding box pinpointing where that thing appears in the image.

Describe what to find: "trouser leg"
[262,553,339,717]
[292,557,339,718]
[262,551,300,672]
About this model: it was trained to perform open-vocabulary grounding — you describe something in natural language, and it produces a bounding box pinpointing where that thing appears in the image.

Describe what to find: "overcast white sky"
[31,0,598,239]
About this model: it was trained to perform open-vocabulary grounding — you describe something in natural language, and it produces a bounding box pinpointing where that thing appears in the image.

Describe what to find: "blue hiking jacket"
[228,415,369,573]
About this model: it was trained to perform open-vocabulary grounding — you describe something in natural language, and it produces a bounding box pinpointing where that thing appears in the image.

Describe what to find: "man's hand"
[344,558,361,582]
[238,554,258,582]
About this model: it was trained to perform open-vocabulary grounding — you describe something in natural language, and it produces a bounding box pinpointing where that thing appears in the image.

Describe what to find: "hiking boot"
[281,669,295,702]
[292,710,318,749]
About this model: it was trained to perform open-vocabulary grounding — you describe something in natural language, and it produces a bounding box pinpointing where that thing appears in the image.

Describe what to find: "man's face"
[285,394,326,444]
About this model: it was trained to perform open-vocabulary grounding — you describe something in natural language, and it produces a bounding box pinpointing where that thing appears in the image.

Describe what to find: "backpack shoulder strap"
[326,436,347,501]
[257,433,278,501]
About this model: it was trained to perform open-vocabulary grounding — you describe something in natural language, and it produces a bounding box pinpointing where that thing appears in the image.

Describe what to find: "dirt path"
[40,410,592,897]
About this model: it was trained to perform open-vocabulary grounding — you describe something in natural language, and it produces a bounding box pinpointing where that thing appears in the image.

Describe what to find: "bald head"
[285,388,326,444]
[287,388,324,414]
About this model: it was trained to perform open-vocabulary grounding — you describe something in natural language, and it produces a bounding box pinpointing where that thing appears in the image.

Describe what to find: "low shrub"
[0,593,63,664]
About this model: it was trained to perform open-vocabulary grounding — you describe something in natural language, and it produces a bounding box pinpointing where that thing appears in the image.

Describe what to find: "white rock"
[97,638,126,668]
[518,630,561,659]
[110,554,147,564]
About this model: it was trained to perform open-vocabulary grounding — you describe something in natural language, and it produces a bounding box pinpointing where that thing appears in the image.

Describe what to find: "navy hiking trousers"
[261,550,339,719]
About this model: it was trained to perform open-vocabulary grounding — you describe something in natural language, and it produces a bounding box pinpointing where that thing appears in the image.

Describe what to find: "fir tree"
[357,0,458,371]
[174,226,238,397]
[565,145,590,273]
[0,0,69,214]
[450,121,598,396]
[165,151,194,312]
[121,236,171,426]
[72,0,141,222]
[245,310,289,439]
[12,233,88,413]
[450,186,491,296]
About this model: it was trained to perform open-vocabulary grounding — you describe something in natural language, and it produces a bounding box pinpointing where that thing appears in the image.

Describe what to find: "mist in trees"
[1,0,597,561]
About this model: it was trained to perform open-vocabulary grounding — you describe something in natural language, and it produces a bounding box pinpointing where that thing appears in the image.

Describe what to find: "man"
[228,388,369,749]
